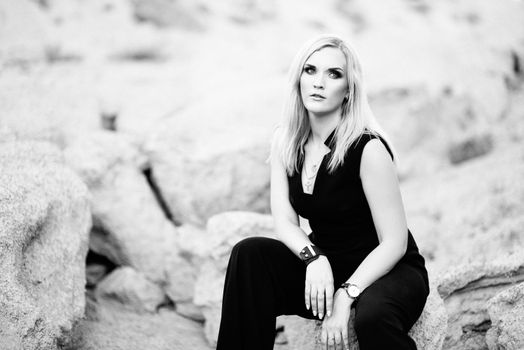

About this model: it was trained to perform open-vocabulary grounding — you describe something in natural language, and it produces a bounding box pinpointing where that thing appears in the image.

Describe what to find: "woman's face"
[299,47,349,117]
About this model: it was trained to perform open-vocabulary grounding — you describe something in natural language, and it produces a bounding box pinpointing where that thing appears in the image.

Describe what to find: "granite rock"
[437,251,524,350]
[95,266,166,314]
[64,131,195,302]
[0,141,91,350]
[485,282,524,350]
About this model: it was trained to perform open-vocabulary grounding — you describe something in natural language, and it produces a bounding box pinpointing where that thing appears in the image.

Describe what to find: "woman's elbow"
[382,234,407,260]
[272,216,291,239]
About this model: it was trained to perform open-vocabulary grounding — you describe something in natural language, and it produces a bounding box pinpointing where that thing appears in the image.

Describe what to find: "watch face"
[347,285,360,298]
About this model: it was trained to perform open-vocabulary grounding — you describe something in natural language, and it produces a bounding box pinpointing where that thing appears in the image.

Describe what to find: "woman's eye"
[328,71,342,79]
[304,66,315,74]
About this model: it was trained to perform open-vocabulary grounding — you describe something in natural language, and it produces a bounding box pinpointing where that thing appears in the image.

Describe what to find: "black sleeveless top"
[287,130,427,285]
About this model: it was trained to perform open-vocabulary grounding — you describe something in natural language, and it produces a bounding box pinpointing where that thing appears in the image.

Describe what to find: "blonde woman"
[217,34,429,350]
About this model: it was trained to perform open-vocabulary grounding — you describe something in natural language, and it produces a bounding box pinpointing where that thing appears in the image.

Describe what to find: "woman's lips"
[310,94,326,100]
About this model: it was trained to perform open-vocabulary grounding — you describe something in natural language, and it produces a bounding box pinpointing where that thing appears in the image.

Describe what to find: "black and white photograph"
[1,0,523,349]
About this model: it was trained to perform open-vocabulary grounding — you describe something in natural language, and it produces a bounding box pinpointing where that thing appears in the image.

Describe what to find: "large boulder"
[193,211,275,346]
[402,140,524,274]
[280,281,447,350]
[372,87,502,179]
[485,282,524,350]
[0,141,91,350]
[437,251,524,350]
[94,266,166,314]
[349,0,524,178]
[147,131,272,227]
[131,0,276,28]
[66,298,211,350]
[64,131,195,301]
[0,0,53,64]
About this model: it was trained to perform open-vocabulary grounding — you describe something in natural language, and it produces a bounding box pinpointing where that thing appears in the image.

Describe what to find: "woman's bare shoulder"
[270,125,286,155]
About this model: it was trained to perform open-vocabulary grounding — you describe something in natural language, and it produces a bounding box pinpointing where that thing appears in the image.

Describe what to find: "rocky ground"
[1,0,524,349]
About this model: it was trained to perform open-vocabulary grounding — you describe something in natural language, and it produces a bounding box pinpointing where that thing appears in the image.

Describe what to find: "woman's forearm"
[344,239,406,292]
[274,220,313,258]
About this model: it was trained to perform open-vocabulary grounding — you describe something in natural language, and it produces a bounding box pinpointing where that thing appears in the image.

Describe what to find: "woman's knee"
[231,236,272,256]
[229,237,283,267]
[354,299,403,336]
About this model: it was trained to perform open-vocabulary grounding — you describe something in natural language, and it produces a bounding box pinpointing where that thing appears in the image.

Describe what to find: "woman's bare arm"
[343,139,408,292]
[269,131,312,254]
[269,130,334,318]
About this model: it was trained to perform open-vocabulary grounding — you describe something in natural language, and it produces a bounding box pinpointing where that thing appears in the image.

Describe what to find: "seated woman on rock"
[216,34,430,350]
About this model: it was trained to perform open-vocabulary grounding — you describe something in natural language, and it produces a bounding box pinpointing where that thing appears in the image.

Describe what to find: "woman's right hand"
[305,256,334,319]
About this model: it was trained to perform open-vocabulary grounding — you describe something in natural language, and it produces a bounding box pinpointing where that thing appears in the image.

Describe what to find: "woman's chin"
[305,105,340,117]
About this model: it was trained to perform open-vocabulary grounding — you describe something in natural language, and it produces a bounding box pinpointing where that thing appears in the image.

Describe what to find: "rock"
[402,142,524,275]
[276,316,317,350]
[95,266,166,314]
[0,66,100,148]
[0,124,16,143]
[274,329,288,345]
[148,133,272,227]
[448,133,494,165]
[410,282,448,349]
[194,259,229,346]
[204,211,275,260]
[437,251,524,350]
[193,211,275,346]
[64,131,195,303]
[0,0,53,65]
[65,299,211,350]
[485,282,524,350]
[131,0,276,28]
[280,281,447,350]
[164,249,198,303]
[0,141,91,350]
[353,0,524,178]
[41,0,154,62]
[175,301,206,323]
[174,223,210,264]
[86,263,109,289]
[131,0,204,29]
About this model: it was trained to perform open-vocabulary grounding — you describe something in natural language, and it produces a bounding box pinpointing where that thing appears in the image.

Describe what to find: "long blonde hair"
[278,34,396,175]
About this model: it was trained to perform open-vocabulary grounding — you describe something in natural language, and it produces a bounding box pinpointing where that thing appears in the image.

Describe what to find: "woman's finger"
[334,331,342,350]
[304,282,311,310]
[328,331,335,350]
[321,327,328,348]
[325,283,334,317]
[317,286,325,319]
[342,328,349,350]
[310,286,318,316]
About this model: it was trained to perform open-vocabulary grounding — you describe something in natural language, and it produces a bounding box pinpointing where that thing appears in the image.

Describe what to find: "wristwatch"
[341,282,361,300]
[299,245,324,266]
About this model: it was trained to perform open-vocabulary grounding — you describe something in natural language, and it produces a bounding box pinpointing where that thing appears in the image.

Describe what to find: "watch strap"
[299,245,325,266]
[341,282,361,300]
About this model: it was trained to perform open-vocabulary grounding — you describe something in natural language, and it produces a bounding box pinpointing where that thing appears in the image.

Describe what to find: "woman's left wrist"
[335,288,353,306]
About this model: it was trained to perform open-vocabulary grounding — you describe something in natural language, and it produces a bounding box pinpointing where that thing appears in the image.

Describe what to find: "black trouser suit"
[217,132,430,349]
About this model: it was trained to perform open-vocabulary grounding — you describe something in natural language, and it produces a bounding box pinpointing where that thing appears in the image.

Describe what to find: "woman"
[216,34,429,350]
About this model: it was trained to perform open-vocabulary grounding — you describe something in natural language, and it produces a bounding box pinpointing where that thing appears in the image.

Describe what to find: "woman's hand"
[305,256,334,319]
[321,288,352,350]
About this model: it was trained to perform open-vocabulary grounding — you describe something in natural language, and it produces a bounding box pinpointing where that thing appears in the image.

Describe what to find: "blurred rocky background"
[1,0,523,349]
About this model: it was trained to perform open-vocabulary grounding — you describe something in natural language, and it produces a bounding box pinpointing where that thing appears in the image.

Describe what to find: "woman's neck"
[308,111,340,145]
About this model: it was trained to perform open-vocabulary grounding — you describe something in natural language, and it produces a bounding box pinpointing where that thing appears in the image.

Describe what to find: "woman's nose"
[313,75,325,89]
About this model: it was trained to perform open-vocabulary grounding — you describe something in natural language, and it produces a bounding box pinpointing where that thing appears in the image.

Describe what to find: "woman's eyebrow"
[304,63,344,73]
[305,63,343,71]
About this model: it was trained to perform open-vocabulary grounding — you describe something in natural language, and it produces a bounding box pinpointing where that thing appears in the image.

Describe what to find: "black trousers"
[216,237,429,350]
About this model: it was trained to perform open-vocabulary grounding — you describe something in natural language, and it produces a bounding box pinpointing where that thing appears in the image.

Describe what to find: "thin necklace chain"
[303,142,325,192]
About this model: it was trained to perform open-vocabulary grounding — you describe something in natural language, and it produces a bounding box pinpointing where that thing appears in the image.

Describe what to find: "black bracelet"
[299,245,325,266]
